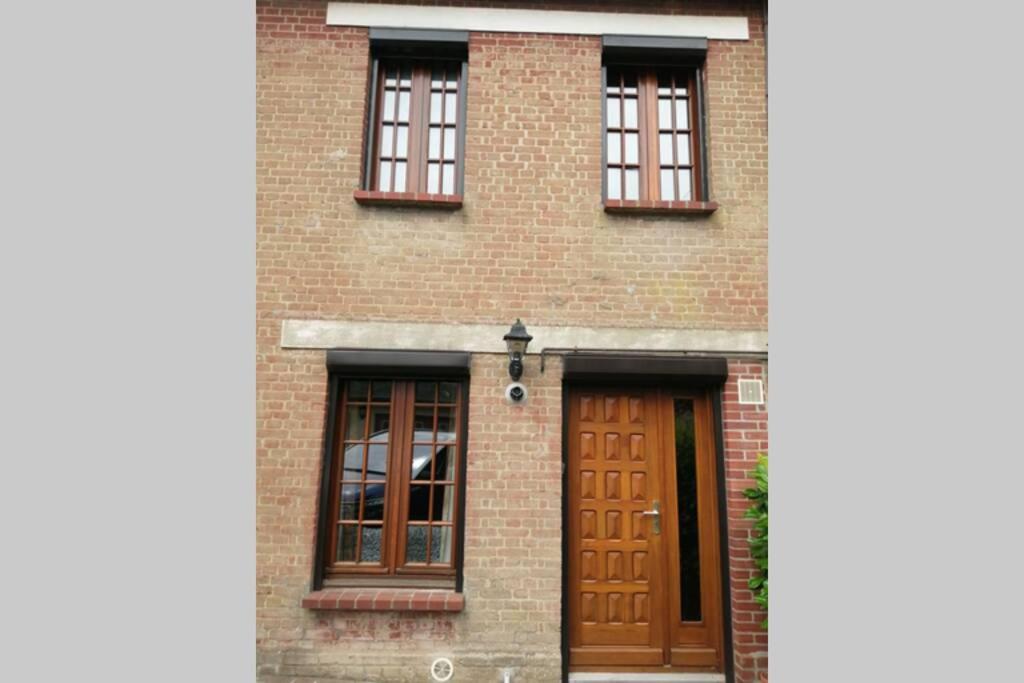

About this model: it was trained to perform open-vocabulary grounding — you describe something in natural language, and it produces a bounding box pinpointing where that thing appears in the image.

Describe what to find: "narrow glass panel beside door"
[674,399,702,622]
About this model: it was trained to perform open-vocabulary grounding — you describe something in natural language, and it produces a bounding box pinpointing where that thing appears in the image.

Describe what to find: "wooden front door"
[567,387,724,672]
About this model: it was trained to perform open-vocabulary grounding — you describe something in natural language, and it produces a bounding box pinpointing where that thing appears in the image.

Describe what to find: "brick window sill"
[301,588,465,612]
[353,190,463,209]
[604,199,719,215]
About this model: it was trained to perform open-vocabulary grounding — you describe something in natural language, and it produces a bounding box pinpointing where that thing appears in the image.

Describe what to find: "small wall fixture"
[503,318,533,382]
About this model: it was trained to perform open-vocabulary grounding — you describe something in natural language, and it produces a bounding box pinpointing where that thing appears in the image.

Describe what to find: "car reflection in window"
[341,429,455,562]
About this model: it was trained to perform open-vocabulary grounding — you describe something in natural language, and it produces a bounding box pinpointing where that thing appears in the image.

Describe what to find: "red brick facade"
[257,1,767,680]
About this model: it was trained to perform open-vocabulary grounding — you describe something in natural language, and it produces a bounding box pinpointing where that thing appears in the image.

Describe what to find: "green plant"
[742,454,768,629]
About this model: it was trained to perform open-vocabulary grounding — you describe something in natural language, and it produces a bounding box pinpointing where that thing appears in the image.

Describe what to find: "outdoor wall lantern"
[502,318,533,382]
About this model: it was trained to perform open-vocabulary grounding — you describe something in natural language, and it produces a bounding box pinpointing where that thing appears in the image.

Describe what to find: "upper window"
[604,66,704,203]
[316,375,467,589]
[360,31,467,201]
[370,61,463,194]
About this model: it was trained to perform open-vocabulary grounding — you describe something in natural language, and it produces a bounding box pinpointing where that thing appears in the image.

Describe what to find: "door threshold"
[568,674,726,683]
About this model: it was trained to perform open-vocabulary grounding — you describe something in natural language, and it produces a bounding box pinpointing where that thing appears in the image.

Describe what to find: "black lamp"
[502,318,533,382]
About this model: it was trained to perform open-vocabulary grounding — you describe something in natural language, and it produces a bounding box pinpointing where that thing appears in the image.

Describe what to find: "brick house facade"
[257,2,767,681]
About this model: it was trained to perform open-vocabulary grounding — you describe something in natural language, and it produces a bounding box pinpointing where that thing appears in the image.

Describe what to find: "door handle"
[641,500,661,534]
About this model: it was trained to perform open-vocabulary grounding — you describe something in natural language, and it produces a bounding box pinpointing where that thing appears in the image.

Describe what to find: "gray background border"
[1,0,1023,681]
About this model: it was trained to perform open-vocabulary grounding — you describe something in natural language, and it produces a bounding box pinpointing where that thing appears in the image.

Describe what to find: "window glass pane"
[378,161,391,191]
[607,133,621,164]
[399,65,412,87]
[413,406,434,434]
[433,445,450,482]
[366,444,388,480]
[676,133,691,165]
[428,128,441,160]
[368,406,390,437]
[340,484,361,520]
[342,444,364,480]
[393,161,407,192]
[336,525,357,562]
[442,163,455,195]
[431,526,452,564]
[398,91,410,122]
[415,381,436,403]
[371,381,391,402]
[432,485,454,521]
[384,69,397,87]
[408,485,430,521]
[383,90,396,122]
[660,169,676,201]
[430,92,442,124]
[676,99,690,129]
[678,169,693,201]
[624,133,639,164]
[607,168,621,200]
[439,382,458,403]
[363,484,385,521]
[436,406,456,440]
[360,526,382,562]
[659,134,674,165]
[444,93,457,123]
[446,70,458,89]
[406,526,428,563]
[431,67,444,89]
[345,406,367,441]
[443,128,456,160]
[674,399,702,621]
[624,169,639,200]
[412,444,433,481]
[436,444,456,481]
[658,99,672,129]
[380,125,394,157]
[395,126,408,158]
[623,98,638,128]
[606,98,620,128]
[427,163,440,193]
[348,380,369,401]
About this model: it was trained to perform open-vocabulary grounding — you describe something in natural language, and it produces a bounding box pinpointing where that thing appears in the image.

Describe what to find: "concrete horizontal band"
[281,319,767,356]
[327,3,750,41]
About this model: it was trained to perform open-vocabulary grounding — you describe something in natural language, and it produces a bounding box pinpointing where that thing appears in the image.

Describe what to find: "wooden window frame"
[601,47,716,214]
[360,39,468,201]
[312,374,470,591]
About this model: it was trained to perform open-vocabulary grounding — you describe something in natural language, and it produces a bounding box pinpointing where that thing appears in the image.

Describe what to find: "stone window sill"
[301,588,465,612]
[353,190,463,209]
[604,199,719,215]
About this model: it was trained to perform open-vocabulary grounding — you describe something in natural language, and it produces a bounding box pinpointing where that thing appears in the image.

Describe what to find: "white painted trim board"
[326,2,749,40]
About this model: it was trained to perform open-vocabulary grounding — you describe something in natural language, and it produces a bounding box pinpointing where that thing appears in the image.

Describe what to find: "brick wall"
[257,0,766,332]
[723,360,769,682]
[257,1,767,680]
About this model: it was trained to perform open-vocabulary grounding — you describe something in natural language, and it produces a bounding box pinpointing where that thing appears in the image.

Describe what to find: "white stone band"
[326,3,750,41]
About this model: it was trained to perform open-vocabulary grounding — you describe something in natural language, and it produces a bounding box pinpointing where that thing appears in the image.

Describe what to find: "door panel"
[568,388,664,666]
[568,386,723,672]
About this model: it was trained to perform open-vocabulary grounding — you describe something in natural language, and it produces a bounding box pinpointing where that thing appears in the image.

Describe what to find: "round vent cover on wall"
[430,657,454,682]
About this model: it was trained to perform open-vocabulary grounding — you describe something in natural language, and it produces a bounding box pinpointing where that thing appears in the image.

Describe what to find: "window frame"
[360,30,469,199]
[602,62,708,203]
[600,36,711,209]
[311,353,471,593]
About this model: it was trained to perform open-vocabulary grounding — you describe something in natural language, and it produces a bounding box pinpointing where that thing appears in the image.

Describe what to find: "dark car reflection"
[341,429,456,563]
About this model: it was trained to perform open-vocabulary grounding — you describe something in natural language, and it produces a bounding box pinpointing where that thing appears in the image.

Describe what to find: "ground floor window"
[315,376,467,589]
